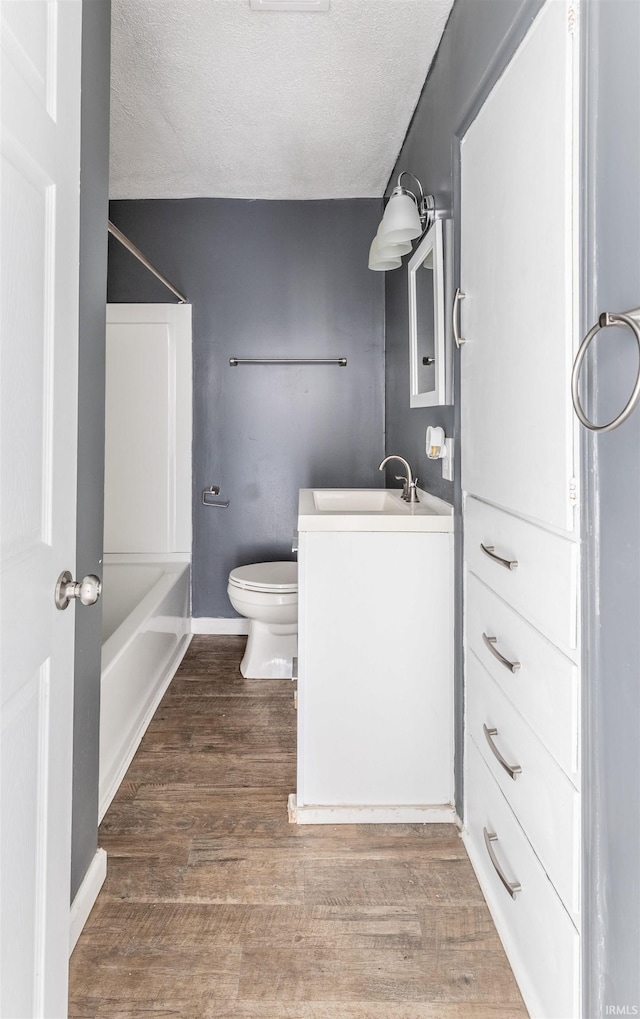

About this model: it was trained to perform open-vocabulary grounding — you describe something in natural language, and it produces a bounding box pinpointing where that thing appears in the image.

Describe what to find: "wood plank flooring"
[69,635,527,1018]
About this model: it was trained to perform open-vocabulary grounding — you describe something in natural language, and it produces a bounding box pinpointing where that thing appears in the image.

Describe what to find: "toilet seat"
[228,561,298,595]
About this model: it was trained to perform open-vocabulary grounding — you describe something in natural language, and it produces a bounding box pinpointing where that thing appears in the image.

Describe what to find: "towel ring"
[571,309,640,432]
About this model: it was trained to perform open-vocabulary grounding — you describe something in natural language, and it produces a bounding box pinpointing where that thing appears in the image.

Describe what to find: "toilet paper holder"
[202,486,230,508]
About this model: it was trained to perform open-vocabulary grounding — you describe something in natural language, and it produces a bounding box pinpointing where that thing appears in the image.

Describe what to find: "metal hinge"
[569,477,578,503]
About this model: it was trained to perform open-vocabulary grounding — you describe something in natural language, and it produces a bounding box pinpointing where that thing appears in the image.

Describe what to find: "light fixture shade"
[380,191,422,244]
[368,235,402,271]
[375,222,412,258]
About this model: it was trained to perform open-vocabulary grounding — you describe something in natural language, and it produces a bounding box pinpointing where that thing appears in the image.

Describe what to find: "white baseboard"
[191,617,249,635]
[288,793,458,826]
[69,848,107,955]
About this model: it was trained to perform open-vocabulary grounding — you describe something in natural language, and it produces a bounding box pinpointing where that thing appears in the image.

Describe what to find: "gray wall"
[383,0,544,812]
[71,0,111,901]
[107,199,385,617]
[581,2,640,1015]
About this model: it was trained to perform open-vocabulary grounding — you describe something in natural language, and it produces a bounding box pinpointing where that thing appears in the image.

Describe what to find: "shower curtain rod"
[108,220,188,304]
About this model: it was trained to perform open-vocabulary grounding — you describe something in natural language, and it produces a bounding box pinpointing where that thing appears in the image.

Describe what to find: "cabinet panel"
[460,0,577,531]
[298,530,453,808]
[465,496,578,650]
[467,651,580,918]
[466,571,578,780]
[464,739,580,1019]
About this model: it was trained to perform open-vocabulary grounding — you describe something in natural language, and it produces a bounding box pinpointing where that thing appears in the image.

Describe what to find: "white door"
[0,2,82,1016]
[460,0,578,531]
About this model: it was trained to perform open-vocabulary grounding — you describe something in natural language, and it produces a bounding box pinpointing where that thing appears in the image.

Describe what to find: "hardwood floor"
[69,635,527,1018]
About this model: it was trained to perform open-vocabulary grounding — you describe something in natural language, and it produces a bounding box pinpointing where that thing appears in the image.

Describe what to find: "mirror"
[408,218,452,407]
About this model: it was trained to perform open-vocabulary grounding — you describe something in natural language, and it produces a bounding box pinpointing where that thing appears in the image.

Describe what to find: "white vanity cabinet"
[289,489,454,824]
[460,3,582,1017]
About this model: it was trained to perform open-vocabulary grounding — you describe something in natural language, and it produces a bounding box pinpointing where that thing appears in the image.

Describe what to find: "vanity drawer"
[464,496,578,650]
[464,737,580,1019]
[466,571,579,781]
[467,650,580,918]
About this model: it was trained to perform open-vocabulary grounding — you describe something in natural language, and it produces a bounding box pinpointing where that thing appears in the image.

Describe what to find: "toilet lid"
[228,561,298,594]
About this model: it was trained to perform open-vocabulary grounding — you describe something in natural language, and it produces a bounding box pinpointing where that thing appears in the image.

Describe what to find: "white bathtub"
[99,560,191,820]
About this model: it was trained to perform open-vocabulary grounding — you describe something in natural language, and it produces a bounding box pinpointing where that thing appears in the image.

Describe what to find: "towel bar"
[229,357,347,367]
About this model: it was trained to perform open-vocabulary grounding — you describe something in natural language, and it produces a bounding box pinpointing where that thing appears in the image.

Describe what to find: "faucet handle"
[394,475,410,500]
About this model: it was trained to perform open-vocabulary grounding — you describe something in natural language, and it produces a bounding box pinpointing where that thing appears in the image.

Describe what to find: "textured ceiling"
[109,0,454,200]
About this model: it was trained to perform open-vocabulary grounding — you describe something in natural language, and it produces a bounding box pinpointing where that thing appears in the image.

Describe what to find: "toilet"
[227,561,298,678]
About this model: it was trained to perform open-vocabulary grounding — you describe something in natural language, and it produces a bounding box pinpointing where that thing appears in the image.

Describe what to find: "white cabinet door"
[464,739,580,1019]
[298,531,453,809]
[0,3,82,1014]
[460,0,578,531]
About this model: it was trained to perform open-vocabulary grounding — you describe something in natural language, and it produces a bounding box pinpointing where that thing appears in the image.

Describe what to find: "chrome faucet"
[378,455,420,504]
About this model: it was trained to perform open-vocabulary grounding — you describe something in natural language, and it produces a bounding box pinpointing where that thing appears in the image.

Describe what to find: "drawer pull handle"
[482,633,521,673]
[480,543,518,570]
[483,827,522,899]
[483,723,522,780]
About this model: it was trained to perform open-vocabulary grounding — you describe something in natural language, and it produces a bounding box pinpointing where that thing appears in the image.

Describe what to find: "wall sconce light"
[368,221,412,272]
[368,171,435,272]
[368,236,402,272]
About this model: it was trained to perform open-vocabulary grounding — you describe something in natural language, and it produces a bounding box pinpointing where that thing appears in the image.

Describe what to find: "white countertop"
[298,488,454,532]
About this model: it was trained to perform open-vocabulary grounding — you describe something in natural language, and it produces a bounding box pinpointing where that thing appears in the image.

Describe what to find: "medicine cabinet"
[408,218,453,407]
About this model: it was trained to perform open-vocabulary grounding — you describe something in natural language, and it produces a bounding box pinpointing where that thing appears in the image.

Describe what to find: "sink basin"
[298,488,453,533]
[312,489,400,512]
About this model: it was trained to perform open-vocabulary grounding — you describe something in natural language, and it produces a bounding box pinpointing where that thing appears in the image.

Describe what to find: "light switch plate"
[442,438,454,481]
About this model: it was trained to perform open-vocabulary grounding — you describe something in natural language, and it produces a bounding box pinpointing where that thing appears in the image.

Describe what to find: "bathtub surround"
[98,304,193,819]
[104,304,192,557]
[107,198,385,620]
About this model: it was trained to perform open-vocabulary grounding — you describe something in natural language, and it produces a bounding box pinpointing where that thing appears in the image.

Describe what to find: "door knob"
[55,571,102,611]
